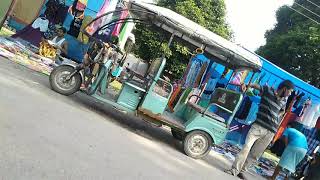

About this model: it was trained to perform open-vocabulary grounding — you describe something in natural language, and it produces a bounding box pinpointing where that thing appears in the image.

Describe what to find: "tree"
[133,0,231,80]
[257,0,320,88]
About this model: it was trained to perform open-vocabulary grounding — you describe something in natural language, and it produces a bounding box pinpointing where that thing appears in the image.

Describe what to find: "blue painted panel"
[64,34,88,63]
[260,57,320,102]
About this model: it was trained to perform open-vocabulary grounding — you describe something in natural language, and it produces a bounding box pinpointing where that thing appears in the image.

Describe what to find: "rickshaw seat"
[187,102,226,123]
[187,101,203,112]
[187,88,243,124]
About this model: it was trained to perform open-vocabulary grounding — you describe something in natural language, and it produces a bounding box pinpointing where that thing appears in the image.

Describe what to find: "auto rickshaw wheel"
[50,65,82,96]
[183,130,212,159]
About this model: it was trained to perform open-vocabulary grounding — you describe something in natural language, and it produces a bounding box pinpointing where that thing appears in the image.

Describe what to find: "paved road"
[0,58,262,180]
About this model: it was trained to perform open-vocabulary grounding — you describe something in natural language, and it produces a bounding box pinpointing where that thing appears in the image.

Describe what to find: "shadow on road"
[68,92,184,151]
[1,58,242,178]
[36,70,234,174]
[66,93,239,175]
[1,58,184,154]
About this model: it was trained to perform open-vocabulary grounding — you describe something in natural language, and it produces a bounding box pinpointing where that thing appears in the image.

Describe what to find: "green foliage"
[133,0,231,79]
[257,0,320,88]
[170,0,231,39]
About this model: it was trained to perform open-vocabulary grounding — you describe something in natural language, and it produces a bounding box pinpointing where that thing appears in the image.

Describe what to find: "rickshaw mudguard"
[184,114,229,145]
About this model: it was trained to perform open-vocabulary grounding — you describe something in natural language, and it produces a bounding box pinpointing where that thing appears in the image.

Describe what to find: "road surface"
[0,57,263,180]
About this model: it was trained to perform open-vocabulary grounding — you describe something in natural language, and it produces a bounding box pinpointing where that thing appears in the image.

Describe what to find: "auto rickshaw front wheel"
[183,130,212,159]
[50,65,82,96]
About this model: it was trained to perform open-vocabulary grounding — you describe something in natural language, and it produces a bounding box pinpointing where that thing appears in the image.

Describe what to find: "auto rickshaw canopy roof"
[125,1,262,71]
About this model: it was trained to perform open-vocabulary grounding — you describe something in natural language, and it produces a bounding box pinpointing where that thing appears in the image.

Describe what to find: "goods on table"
[0,36,55,75]
[39,41,57,58]
[213,141,284,179]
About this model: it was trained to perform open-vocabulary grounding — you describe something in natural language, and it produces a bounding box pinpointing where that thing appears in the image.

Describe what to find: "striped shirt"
[255,85,287,133]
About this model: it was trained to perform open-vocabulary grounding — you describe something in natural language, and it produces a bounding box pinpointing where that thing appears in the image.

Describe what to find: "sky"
[224,0,294,51]
[138,0,294,51]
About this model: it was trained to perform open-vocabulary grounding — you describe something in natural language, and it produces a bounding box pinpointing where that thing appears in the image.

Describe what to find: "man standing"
[225,80,294,179]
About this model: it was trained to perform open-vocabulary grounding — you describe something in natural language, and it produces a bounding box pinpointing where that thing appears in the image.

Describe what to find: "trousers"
[231,123,275,175]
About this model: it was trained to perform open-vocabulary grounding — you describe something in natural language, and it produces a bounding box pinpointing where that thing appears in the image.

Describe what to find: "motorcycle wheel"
[50,65,82,96]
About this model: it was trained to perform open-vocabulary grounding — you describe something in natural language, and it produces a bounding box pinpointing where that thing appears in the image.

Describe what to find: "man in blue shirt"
[269,122,308,180]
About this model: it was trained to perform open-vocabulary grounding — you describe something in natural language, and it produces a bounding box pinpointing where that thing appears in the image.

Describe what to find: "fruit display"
[0,37,54,75]
[39,41,57,58]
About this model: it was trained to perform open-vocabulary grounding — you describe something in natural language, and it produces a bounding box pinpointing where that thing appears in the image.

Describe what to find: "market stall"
[8,0,134,63]
[0,0,135,78]
[0,37,54,75]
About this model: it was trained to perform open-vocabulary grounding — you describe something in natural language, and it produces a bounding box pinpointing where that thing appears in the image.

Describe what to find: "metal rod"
[167,33,175,47]
[160,33,175,59]
[306,0,320,9]
[87,18,148,38]
[97,18,146,31]
[287,5,320,24]
[294,2,320,18]
[243,72,256,94]
[247,72,256,85]
[226,71,235,87]
[83,8,158,34]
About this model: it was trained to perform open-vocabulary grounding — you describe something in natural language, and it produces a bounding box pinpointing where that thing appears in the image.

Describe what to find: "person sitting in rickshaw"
[78,40,110,89]
[78,39,122,89]
[79,37,120,70]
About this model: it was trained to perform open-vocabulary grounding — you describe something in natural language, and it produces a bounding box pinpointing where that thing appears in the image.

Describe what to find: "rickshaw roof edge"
[125,0,262,71]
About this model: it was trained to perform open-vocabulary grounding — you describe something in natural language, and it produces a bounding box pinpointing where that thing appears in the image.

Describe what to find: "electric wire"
[305,0,320,9]
[294,2,320,18]
[286,5,320,24]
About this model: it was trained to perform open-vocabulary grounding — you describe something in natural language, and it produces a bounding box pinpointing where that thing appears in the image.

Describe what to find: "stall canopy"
[11,0,45,25]
[125,1,262,71]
